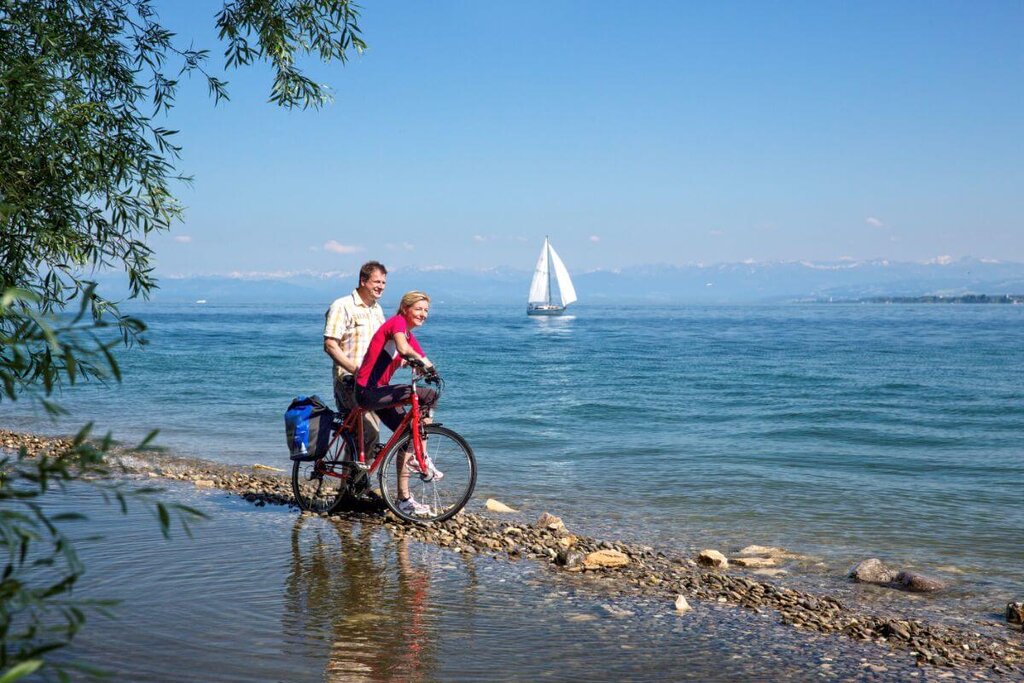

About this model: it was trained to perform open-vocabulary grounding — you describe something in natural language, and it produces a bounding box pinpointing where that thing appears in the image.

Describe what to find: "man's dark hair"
[359,261,387,284]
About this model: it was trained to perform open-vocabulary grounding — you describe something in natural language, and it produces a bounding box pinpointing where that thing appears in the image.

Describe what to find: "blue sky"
[151,1,1023,276]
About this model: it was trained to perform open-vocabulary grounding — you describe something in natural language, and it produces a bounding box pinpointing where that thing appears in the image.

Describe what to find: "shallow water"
[47,484,934,682]
[6,303,1024,623]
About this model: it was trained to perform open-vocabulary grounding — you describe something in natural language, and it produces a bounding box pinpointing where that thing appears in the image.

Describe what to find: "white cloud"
[589,235,601,243]
[323,240,362,254]
[926,255,954,265]
[708,229,724,237]
[173,235,192,244]
[386,242,415,252]
[472,235,488,243]
[866,217,885,228]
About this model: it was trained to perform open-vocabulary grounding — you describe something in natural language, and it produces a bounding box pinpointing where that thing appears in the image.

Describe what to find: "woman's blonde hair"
[397,290,431,316]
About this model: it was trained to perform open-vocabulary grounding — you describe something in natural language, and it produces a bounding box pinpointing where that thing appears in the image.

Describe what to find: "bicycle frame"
[318,375,429,480]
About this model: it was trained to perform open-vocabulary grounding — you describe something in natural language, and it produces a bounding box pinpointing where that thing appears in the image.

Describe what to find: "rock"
[600,604,634,618]
[1007,601,1024,625]
[894,571,945,593]
[696,549,729,568]
[193,479,215,488]
[583,549,630,569]
[674,595,691,612]
[555,549,586,569]
[848,558,897,584]
[732,556,776,568]
[739,545,783,556]
[485,498,517,513]
[556,535,577,549]
[753,568,788,577]
[535,512,566,532]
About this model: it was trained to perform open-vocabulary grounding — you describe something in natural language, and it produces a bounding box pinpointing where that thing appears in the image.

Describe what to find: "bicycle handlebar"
[404,356,441,385]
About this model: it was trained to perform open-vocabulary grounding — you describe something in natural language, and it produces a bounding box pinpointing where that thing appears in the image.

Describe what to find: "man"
[324,261,388,450]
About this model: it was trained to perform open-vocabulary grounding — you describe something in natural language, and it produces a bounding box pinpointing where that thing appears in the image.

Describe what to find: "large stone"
[535,512,566,532]
[193,479,215,488]
[732,556,776,568]
[674,595,692,612]
[697,549,729,568]
[894,571,945,593]
[848,558,897,584]
[1006,601,1024,625]
[555,549,586,569]
[485,499,517,513]
[583,549,630,569]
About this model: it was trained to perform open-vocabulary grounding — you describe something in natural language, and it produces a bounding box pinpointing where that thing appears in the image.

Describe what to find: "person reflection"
[283,516,436,682]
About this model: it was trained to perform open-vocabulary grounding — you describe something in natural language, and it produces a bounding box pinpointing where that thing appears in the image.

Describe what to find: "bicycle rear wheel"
[378,425,476,523]
[291,430,356,514]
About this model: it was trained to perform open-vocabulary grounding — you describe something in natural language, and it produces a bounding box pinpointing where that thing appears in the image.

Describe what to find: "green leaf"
[0,660,44,683]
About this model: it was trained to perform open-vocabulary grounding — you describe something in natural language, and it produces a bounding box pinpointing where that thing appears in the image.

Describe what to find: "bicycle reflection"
[284,516,436,682]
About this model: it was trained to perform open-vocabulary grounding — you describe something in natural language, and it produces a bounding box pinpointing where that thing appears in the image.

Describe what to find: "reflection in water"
[283,517,436,682]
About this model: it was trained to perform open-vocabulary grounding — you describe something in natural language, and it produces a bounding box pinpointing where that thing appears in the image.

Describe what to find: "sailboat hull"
[527,304,568,316]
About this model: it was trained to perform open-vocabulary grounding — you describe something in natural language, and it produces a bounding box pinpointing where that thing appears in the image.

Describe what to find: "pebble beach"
[5,428,1022,681]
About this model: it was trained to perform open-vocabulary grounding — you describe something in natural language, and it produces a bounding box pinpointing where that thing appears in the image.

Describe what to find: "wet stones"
[697,549,729,568]
[849,559,946,593]
[674,595,692,612]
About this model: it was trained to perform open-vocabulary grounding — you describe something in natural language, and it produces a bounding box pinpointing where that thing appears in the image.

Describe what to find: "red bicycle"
[291,362,477,523]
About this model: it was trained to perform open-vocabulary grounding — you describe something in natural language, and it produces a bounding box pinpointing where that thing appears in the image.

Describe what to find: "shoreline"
[3,428,1022,678]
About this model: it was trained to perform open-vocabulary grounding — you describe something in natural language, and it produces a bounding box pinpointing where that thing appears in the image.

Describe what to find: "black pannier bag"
[284,395,335,461]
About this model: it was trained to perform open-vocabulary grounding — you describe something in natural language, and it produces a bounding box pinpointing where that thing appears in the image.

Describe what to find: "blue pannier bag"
[284,395,334,461]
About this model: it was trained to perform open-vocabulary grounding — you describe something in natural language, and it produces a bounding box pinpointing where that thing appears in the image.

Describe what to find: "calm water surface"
[7,303,1024,624]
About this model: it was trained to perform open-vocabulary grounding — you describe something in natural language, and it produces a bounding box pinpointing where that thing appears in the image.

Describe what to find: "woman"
[355,291,441,516]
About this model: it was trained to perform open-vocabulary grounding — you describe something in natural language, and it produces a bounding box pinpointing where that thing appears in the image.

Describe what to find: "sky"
[149,1,1024,276]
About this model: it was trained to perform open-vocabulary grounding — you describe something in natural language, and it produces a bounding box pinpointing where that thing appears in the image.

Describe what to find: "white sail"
[528,240,550,304]
[548,244,577,307]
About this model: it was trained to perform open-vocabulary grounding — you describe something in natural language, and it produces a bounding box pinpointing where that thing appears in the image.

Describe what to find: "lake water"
[51,484,924,681]
[5,302,1023,626]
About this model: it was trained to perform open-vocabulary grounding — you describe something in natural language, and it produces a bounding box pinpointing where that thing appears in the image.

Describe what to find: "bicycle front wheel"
[378,425,476,523]
[291,430,355,514]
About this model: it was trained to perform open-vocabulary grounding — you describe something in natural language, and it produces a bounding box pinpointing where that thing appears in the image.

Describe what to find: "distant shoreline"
[819,294,1024,304]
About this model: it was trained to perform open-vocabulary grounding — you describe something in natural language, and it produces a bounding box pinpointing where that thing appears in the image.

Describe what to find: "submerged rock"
[697,549,728,568]
[738,544,783,556]
[894,571,945,593]
[848,558,897,584]
[485,498,517,513]
[732,556,776,568]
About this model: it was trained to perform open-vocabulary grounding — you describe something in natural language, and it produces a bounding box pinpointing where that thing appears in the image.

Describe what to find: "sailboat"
[527,237,577,316]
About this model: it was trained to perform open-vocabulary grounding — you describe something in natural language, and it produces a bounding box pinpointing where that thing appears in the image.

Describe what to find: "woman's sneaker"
[406,454,444,481]
[398,496,431,516]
